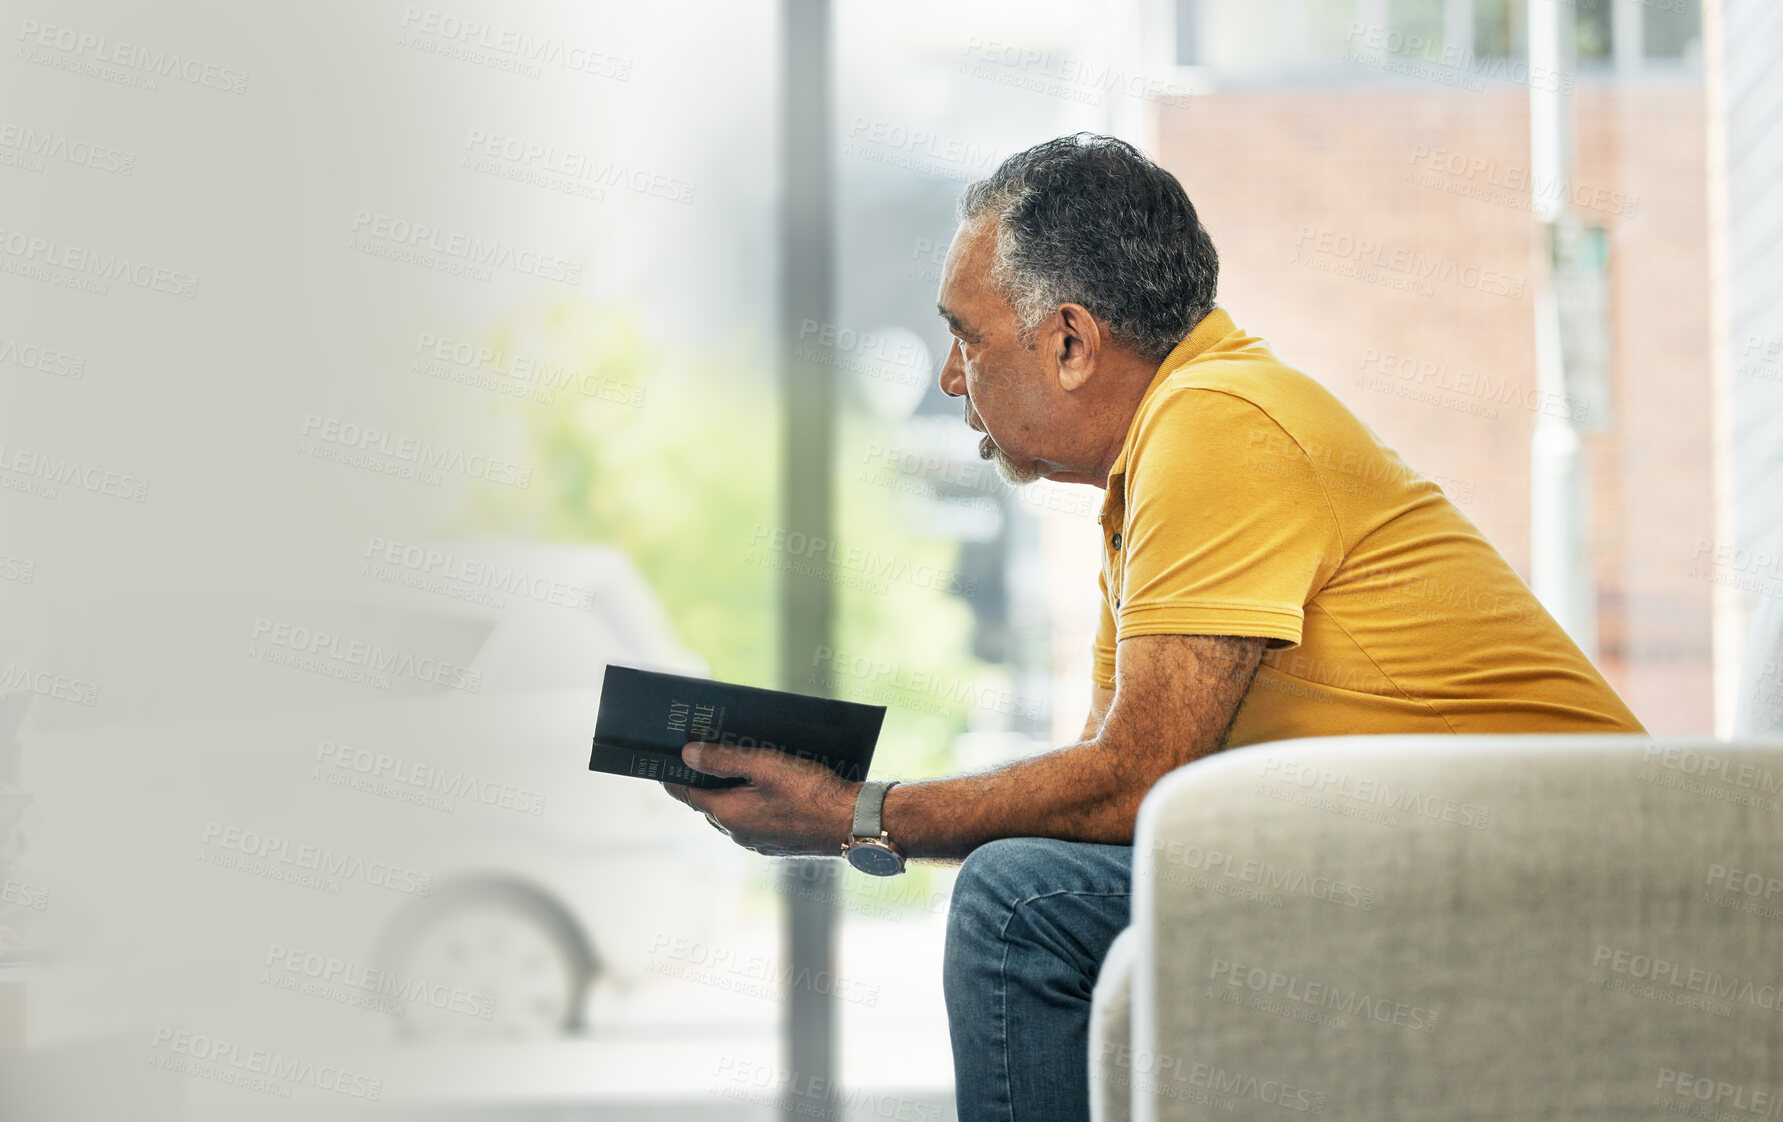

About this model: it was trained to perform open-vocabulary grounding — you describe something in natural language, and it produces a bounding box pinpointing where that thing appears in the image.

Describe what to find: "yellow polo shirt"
[1092,308,1644,744]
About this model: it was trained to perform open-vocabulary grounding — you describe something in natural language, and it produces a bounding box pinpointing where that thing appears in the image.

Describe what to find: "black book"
[589,665,886,788]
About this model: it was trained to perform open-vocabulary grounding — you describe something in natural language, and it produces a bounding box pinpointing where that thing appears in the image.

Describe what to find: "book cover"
[589,665,886,788]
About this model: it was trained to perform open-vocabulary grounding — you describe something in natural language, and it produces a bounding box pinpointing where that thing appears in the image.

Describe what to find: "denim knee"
[945,838,1071,982]
[953,838,1069,914]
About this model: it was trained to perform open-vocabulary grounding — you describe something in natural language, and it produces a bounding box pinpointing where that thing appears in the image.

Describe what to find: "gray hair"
[958,133,1219,364]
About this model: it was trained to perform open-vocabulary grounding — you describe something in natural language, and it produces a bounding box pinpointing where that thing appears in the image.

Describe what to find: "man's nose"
[938,338,966,397]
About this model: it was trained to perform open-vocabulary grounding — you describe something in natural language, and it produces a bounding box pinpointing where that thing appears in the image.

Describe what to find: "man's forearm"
[880,635,1266,860]
[674,636,1262,862]
[880,734,1171,860]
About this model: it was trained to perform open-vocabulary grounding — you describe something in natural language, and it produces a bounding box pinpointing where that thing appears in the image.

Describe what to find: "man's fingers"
[683,741,755,780]
[660,781,694,807]
[682,786,742,816]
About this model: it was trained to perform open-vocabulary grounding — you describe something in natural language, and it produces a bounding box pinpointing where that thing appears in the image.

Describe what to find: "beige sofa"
[1090,735,1783,1120]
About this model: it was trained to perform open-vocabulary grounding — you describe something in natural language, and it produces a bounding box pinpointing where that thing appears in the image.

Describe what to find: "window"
[1645,0,1703,60]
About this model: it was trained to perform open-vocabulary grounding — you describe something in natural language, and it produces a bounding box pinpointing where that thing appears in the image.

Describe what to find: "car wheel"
[376,877,597,1041]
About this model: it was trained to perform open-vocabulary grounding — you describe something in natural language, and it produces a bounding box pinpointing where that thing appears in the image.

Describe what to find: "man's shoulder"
[1140,347,1364,451]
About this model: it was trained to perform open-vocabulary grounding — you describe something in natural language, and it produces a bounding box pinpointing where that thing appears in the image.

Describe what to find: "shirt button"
[1111,532,1122,550]
[1115,597,1121,609]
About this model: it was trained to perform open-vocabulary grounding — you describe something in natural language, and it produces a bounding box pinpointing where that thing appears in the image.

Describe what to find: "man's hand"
[661,742,862,857]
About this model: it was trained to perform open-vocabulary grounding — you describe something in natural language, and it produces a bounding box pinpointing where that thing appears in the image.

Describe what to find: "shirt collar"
[1105,307,1237,488]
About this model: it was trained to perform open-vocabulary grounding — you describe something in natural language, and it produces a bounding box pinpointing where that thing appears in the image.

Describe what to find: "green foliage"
[463,297,1007,789]
[461,298,779,688]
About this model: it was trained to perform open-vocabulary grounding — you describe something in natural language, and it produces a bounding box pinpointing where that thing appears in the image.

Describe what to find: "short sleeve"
[1092,564,1117,689]
[1115,389,1342,648]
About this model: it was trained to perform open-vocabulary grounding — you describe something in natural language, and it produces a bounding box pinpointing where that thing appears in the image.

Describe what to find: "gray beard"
[980,434,1041,486]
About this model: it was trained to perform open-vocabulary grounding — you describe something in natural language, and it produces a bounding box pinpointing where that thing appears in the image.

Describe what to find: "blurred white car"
[7,542,762,1053]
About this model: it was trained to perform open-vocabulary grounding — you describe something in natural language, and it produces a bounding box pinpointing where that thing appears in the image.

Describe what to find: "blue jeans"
[943,837,1134,1122]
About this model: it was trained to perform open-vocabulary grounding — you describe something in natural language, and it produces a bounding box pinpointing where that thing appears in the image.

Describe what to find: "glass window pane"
[1645,0,1703,59]
[1576,0,1614,60]
[1475,0,1527,58]
[1391,0,1448,48]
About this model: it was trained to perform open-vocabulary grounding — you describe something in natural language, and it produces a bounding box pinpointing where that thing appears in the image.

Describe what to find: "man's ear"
[1053,302,1101,392]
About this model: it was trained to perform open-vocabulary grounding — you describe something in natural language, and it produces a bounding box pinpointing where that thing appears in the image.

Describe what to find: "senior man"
[665,133,1643,1121]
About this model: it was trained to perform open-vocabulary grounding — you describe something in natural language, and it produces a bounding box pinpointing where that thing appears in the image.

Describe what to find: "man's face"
[935,218,1052,486]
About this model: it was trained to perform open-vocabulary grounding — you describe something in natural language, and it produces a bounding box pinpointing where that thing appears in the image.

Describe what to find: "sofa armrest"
[1128,734,1783,1122]
[1090,925,1142,1122]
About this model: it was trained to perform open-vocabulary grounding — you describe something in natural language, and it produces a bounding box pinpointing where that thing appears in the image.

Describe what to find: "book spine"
[588,743,744,788]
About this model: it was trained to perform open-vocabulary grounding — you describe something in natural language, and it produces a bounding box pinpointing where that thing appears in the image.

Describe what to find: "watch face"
[846,842,903,877]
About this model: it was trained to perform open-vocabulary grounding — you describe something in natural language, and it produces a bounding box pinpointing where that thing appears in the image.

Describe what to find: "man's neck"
[1078,351,1166,488]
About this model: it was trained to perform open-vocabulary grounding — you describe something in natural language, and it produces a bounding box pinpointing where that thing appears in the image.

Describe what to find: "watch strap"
[851,779,898,839]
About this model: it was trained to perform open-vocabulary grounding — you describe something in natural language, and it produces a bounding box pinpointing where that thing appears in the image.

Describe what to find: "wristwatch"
[841,780,905,876]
